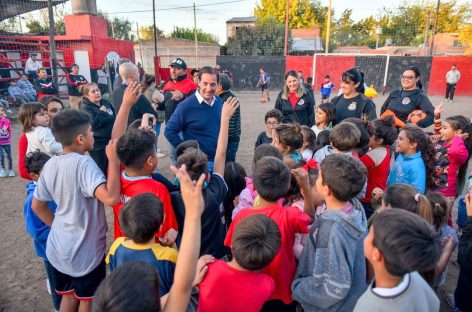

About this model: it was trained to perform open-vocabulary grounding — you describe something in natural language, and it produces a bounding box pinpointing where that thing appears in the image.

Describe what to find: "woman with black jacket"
[80,83,116,174]
[274,70,315,127]
[330,67,377,124]
[380,66,434,128]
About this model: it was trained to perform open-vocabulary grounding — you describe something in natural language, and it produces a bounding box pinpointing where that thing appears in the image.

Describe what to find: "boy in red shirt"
[225,156,311,310]
[114,127,178,244]
[197,214,280,312]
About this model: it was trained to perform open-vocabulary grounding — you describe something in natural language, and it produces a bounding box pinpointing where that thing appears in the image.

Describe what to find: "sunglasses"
[401,75,416,80]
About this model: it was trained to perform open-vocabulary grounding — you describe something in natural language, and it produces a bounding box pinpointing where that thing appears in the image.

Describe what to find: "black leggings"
[446,83,457,100]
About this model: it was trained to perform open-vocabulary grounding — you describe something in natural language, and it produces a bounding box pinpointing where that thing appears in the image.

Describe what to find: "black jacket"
[33,78,56,95]
[274,90,315,127]
[380,88,434,128]
[67,74,88,96]
[219,90,241,141]
[112,83,158,125]
[331,93,377,124]
[82,98,116,150]
[455,216,472,312]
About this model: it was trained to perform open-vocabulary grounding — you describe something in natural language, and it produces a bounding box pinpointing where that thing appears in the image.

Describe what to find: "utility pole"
[152,0,158,56]
[284,0,290,56]
[429,0,440,56]
[325,0,332,54]
[136,23,145,68]
[193,1,198,61]
[423,11,430,56]
[47,0,58,89]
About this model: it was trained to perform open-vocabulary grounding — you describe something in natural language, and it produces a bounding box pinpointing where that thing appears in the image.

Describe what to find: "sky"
[56,0,433,44]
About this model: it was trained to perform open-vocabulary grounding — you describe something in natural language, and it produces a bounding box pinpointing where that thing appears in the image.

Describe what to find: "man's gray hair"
[219,73,231,91]
[119,62,138,81]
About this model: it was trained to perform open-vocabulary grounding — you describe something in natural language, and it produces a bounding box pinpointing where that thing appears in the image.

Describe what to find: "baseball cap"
[169,58,187,70]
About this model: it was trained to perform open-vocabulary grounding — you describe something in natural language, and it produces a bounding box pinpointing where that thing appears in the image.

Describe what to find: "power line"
[101,0,249,15]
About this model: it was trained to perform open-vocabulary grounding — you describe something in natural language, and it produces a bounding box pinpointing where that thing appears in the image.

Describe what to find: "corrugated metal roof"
[1,0,67,21]
[226,17,257,23]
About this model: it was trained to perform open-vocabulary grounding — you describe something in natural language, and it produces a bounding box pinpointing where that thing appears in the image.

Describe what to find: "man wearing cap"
[67,64,88,109]
[161,58,197,123]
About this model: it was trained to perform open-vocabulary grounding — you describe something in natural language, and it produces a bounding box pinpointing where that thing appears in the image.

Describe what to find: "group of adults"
[273,65,442,130]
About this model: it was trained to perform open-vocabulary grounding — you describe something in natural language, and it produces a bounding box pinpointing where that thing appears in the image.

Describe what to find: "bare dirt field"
[0,90,470,311]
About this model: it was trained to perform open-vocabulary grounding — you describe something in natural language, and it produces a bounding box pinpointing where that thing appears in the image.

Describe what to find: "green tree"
[226,18,287,56]
[23,7,66,35]
[170,27,218,44]
[254,0,326,29]
[140,25,164,40]
[0,17,21,33]
[459,24,472,54]
[97,12,134,40]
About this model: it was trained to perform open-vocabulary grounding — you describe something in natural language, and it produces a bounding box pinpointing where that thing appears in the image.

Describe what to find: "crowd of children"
[6,63,471,312]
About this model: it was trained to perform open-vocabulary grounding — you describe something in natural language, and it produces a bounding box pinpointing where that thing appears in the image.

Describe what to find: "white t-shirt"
[34,153,107,277]
[25,126,63,156]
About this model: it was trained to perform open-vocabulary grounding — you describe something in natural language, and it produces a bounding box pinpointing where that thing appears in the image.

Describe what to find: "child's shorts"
[50,258,106,301]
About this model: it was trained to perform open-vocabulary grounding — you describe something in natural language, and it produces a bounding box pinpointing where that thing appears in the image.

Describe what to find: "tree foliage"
[170,26,218,44]
[459,24,472,55]
[254,0,326,30]
[97,12,134,41]
[226,18,287,56]
[139,25,164,41]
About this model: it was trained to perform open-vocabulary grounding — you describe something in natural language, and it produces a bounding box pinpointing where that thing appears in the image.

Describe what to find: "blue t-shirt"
[106,237,178,296]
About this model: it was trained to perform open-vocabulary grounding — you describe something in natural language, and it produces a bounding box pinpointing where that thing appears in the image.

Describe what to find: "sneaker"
[8,170,15,177]
[6,109,12,113]
[157,152,166,158]
[0,169,6,177]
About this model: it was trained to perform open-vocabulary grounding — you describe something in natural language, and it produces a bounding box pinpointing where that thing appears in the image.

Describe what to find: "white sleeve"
[38,127,63,156]
[25,59,32,72]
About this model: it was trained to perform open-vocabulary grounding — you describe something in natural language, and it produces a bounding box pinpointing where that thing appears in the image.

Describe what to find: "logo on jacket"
[297,99,305,106]
[348,102,357,110]
[402,97,411,105]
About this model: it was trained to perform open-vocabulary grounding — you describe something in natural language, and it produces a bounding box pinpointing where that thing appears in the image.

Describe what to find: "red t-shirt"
[113,171,178,240]
[224,204,311,304]
[289,92,299,108]
[360,146,391,203]
[18,133,31,180]
[162,77,197,95]
[197,260,275,312]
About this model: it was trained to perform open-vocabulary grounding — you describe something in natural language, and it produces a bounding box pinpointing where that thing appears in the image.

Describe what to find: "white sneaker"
[8,170,15,177]
[157,152,165,158]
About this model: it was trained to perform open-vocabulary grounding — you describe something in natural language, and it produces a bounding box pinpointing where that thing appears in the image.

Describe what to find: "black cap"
[169,58,187,70]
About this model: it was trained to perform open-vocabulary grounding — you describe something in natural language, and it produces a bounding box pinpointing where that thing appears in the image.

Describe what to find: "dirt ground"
[0,90,469,311]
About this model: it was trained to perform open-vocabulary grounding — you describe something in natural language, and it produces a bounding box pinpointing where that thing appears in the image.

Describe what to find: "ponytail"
[384,183,433,224]
[342,67,365,94]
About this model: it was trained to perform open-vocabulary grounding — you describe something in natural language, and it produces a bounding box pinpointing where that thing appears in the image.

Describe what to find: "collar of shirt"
[195,90,216,106]
[372,273,410,297]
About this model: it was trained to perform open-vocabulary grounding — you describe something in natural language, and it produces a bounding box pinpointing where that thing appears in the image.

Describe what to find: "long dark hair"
[342,67,365,94]
[401,124,435,190]
[405,66,423,90]
[317,102,336,127]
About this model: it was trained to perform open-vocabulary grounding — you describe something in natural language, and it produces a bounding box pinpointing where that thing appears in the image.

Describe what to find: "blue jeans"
[457,196,467,229]
[44,260,62,310]
[153,122,162,149]
[0,144,12,170]
[226,139,240,162]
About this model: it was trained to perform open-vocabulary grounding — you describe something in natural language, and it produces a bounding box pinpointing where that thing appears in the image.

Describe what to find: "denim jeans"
[153,122,162,150]
[0,144,12,170]
[457,196,467,229]
[44,260,62,310]
[226,139,240,162]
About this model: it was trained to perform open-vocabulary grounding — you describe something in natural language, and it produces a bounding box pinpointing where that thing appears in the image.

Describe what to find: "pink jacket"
[442,136,469,197]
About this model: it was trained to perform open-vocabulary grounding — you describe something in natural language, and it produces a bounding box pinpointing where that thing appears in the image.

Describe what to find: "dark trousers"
[0,144,12,170]
[89,149,108,175]
[44,260,62,310]
[261,300,298,312]
[226,139,240,162]
[446,83,457,100]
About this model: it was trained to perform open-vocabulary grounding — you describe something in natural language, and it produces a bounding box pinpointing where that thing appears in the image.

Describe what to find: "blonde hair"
[79,83,99,100]
[282,70,305,100]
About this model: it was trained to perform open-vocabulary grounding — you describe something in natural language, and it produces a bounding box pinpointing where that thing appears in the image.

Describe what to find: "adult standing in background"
[97,64,109,95]
[67,64,88,110]
[217,73,241,162]
[275,70,315,127]
[81,83,115,174]
[113,58,130,91]
[25,53,42,80]
[142,74,166,157]
[111,62,157,124]
[330,67,377,124]
[445,64,461,103]
[380,66,434,128]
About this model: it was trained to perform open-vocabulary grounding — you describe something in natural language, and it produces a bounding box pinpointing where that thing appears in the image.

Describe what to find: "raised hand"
[105,138,119,164]
[122,81,141,109]
[434,101,444,116]
[222,96,240,120]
